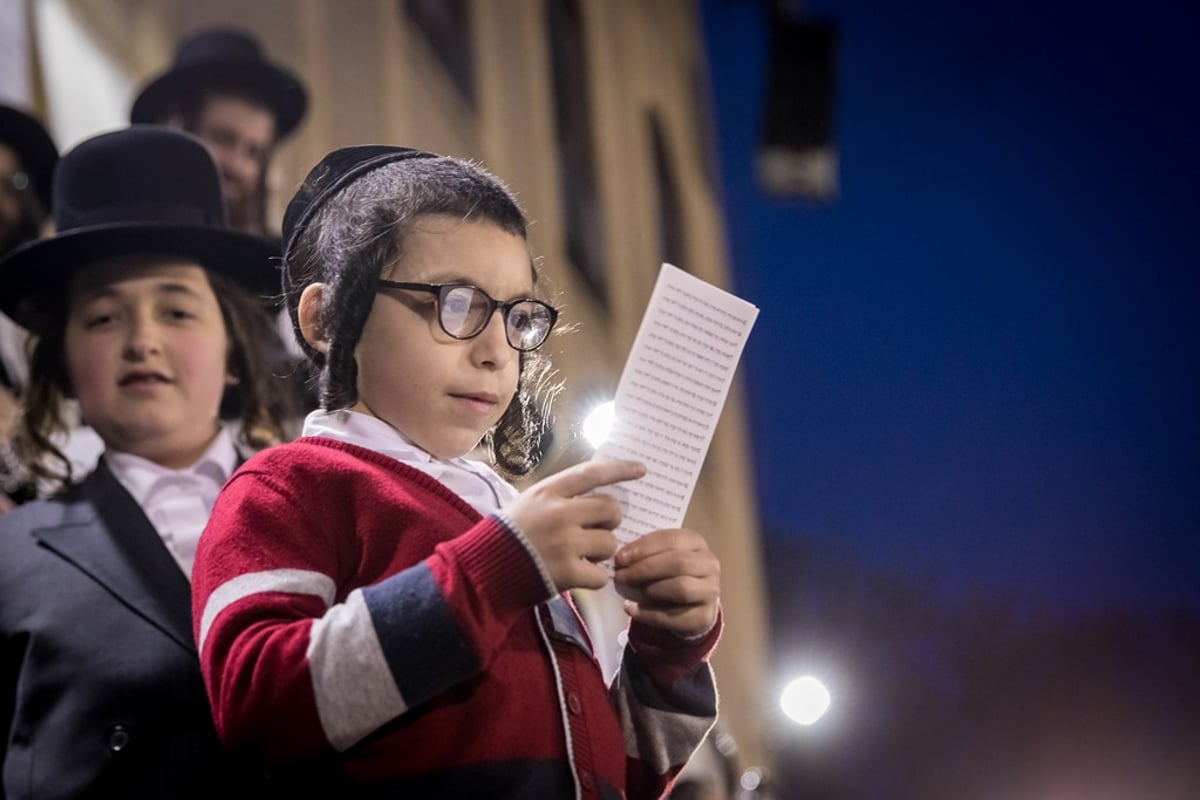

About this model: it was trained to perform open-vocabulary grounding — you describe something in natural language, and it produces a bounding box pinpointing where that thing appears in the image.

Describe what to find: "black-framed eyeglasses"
[376,280,558,352]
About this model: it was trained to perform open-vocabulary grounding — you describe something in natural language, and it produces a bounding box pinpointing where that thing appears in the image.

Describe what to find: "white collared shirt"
[105,427,239,580]
[302,408,518,516]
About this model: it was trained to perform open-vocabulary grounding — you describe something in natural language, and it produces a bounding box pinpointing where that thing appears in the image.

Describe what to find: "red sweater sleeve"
[191,444,551,765]
[615,610,724,798]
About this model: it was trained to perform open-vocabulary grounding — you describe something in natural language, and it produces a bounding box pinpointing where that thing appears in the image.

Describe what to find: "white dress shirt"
[105,427,239,579]
[301,408,518,516]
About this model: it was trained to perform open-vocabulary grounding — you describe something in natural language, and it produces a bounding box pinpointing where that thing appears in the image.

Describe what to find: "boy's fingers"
[623,600,717,637]
[619,574,719,608]
[574,528,618,564]
[548,459,645,498]
[573,494,623,531]
[615,528,709,570]
[565,557,614,591]
[622,549,715,578]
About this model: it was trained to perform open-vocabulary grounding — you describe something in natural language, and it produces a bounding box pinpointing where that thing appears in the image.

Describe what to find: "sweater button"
[107,725,131,752]
[567,692,583,714]
[579,770,594,791]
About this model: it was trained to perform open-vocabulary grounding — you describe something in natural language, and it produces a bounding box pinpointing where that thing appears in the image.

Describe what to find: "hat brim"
[0,224,280,330]
[130,61,307,139]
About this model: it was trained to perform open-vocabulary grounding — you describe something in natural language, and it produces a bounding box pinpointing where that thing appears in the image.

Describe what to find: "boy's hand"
[504,459,646,593]
[612,528,720,638]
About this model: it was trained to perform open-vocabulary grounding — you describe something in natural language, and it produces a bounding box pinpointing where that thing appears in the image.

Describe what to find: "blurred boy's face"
[351,214,528,460]
[65,258,231,468]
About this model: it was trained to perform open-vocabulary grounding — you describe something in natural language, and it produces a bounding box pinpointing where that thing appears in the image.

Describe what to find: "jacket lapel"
[33,461,196,653]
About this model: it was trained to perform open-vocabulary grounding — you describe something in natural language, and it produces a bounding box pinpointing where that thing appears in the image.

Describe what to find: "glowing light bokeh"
[781,676,831,726]
[582,400,617,448]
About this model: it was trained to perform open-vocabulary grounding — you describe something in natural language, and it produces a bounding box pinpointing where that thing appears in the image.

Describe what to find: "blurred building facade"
[5,0,771,772]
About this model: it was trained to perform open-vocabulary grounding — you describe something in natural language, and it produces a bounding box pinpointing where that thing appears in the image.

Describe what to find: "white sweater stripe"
[198,568,336,652]
[306,588,410,751]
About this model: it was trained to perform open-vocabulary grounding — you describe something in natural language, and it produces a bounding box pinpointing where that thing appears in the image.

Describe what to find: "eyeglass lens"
[439,285,554,351]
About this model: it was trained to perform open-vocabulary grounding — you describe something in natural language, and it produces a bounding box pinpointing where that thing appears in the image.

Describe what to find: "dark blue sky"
[700,0,1200,613]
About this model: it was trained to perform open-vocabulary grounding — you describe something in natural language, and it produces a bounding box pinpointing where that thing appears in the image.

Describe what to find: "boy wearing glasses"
[192,147,723,798]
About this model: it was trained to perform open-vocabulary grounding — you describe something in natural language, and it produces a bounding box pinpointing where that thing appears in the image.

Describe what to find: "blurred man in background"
[130,26,307,238]
[132,27,315,418]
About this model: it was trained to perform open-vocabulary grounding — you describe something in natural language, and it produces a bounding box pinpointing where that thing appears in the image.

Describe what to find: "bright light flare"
[781,676,831,726]
[582,400,616,448]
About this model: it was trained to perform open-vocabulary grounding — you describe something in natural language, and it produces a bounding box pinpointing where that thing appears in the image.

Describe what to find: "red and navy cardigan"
[192,438,720,798]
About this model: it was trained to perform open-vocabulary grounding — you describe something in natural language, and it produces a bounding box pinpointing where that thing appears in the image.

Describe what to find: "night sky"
[699,0,1199,795]
[700,0,1199,611]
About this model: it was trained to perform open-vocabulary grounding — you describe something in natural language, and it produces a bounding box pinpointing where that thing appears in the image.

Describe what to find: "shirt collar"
[301,408,517,514]
[104,426,239,508]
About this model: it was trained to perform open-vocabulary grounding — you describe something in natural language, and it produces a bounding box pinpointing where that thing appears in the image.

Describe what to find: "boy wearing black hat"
[131,26,308,238]
[0,126,290,798]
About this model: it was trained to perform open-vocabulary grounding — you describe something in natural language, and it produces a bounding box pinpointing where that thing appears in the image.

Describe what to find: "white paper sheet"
[593,263,759,546]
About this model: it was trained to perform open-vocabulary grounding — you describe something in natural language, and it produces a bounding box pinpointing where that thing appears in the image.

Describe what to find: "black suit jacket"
[0,461,269,799]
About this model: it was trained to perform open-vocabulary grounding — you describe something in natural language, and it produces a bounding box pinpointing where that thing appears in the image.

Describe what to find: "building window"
[648,111,686,271]
[691,54,719,193]
[546,0,607,304]
[403,0,476,108]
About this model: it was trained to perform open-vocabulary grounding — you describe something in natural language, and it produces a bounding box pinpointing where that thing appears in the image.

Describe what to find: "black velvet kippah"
[281,145,438,268]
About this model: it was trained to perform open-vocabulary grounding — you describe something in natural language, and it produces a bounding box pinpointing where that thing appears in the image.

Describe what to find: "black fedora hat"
[0,126,279,330]
[130,27,307,140]
[0,104,59,210]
